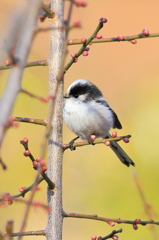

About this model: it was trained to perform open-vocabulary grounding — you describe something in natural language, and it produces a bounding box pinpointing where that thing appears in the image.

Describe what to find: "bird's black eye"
[74,95,79,98]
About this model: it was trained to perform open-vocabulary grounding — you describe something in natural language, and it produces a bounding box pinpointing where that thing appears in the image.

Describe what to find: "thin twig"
[67,32,159,45]
[0,196,50,211]
[1,31,159,71]
[64,18,107,74]
[12,230,45,237]
[0,60,48,71]
[132,171,158,238]
[65,0,74,39]
[20,139,55,190]
[12,117,47,126]
[102,229,123,240]
[63,212,159,226]
[18,172,42,240]
[20,88,49,103]
[132,171,155,218]
[62,135,131,151]
[5,221,13,240]
[1,230,45,238]
[41,3,55,19]
[0,156,7,170]
[0,177,43,202]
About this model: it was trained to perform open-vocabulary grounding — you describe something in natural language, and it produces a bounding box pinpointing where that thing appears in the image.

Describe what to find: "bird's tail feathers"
[107,133,135,167]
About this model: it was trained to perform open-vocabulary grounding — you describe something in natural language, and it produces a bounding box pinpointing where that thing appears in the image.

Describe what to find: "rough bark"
[46,1,65,240]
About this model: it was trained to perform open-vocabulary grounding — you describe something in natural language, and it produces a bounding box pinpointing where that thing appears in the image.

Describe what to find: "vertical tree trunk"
[46,1,65,240]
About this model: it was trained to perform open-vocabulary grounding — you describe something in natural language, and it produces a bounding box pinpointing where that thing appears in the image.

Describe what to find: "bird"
[63,79,135,167]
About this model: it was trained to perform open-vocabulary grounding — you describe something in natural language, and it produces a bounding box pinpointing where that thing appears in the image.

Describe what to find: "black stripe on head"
[69,82,103,101]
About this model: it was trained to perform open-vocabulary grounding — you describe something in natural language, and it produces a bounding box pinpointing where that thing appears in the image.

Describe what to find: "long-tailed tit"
[63,79,135,167]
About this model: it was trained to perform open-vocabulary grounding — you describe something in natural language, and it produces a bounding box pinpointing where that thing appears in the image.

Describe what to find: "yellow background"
[0,0,159,240]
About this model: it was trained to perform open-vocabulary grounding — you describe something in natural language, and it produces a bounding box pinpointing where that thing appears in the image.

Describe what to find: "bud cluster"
[33,157,47,172]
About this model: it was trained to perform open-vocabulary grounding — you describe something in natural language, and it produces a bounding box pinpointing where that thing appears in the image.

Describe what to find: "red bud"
[104,141,110,146]
[117,35,125,41]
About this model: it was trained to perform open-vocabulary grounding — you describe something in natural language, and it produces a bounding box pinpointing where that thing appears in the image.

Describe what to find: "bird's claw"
[88,137,95,145]
[69,141,76,151]
[68,136,79,151]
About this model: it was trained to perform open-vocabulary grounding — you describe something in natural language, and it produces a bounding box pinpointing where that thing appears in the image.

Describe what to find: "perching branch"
[11,117,132,152]
[62,135,131,151]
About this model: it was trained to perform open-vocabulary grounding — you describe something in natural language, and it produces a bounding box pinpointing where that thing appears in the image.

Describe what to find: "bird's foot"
[68,136,79,151]
[88,134,96,145]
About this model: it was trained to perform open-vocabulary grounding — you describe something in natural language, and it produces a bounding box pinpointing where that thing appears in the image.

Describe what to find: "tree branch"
[0,177,43,201]
[18,171,44,240]
[41,3,55,19]
[0,156,7,170]
[12,117,47,126]
[102,229,123,240]
[67,31,159,46]
[64,18,107,74]
[63,212,159,226]
[0,60,48,71]
[12,230,45,237]
[20,139,55,190]
[62,135,131,151]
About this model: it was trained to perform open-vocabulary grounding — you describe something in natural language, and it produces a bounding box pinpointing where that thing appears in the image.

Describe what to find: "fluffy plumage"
[63,79,135,167]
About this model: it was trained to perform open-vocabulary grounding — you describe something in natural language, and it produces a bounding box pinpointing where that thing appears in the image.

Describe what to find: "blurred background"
[0,0,159,239]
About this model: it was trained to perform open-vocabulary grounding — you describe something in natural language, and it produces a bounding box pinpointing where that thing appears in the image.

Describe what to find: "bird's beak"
[63,94,69,98]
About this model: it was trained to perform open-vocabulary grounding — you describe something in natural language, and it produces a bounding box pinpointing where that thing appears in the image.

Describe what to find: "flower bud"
[130,39,137,44]
[112,131,117,138]
[142,28,149,36]
[90,135,96,141]
[100,18,107,23]
[133,224,138,230]
[81,38,87,43]
[91,235,97,240]
[108,221,115,227]
[104,141,110,146]
[123,138,129,143]
[112,235,118,240]
[23,138,28,143]
[23,150,31,156]
[117,35,124,41]
[82,51,89,56]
